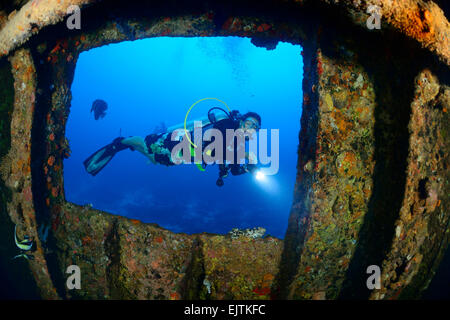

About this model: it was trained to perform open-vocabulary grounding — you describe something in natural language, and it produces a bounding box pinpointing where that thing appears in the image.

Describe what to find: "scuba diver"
[83,108,262,186]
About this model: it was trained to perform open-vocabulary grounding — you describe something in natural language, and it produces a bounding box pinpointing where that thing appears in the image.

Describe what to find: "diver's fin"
[83,137,128,176]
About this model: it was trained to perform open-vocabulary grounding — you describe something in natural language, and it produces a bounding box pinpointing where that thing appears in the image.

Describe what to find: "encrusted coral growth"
[0,0,448,300]
[53,203,196,299]
[200,233,282,299]
[228,227,266,239]
[328,0,449,65]
[0,0,448,63]
[3,49,58,299]
[0,0,94,57]
[371,71,450,300]
[289,47,376,300]
[52,203,282,300]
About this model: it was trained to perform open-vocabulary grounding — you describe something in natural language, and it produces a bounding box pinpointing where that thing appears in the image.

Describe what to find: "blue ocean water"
[64,37,303,239]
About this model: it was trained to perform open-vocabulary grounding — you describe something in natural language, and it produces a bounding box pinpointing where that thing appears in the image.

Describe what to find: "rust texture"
[288,46,376,300]
[0,0,448,299]
[1,48,58,299]
[0,1,449,64]
[371,71,449,300]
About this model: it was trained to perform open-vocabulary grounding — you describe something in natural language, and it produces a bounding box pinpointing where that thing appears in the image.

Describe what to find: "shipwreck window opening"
[64,36,303,238]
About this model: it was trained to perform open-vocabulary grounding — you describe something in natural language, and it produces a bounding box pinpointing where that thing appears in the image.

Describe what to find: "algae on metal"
[0,58,40,299]
[0,0,448,300]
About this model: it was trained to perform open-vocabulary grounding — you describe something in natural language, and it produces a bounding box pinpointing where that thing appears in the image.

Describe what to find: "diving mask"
[242,117,260,131]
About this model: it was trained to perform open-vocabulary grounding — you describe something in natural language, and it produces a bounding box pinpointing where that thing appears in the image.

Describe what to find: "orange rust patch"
[396,7,434,44]
[127,258,138,272]
[82,236,92,245]
[253,287,270,296]
[151,261,159,269]
[170,292,180,300]
[47,155,55,166]
[51,187,58,197]
[257,23,270,32]
[263,273,274,282]
[160,29,171,36]
[317,58,323,75]
[337,151,358,176]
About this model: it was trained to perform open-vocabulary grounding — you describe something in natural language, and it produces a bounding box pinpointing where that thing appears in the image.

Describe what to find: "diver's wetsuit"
[143,117,256,181]
[84,110,258,185]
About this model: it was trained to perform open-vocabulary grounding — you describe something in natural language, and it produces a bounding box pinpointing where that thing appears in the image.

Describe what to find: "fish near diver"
[91,99,108,120]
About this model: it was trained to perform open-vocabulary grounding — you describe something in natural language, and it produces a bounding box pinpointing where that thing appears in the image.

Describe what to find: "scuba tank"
[166,107,235,134]
[207,107,241,125]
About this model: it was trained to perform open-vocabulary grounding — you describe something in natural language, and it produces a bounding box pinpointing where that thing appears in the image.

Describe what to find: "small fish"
[14,225,33,251]
[91,99,108,120]
[12,253,34,261]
